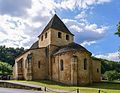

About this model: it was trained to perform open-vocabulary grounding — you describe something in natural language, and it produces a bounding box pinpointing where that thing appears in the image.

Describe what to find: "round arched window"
[60,59,64,71]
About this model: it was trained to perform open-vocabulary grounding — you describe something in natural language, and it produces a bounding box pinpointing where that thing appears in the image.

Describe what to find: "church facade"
[13,14,101,85]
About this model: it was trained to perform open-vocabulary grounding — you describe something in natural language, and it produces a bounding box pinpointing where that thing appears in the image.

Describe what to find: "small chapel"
[13,14,101,85]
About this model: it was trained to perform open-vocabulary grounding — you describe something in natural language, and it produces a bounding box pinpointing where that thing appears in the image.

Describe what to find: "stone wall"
[52,51,92,85]
[50,28,74,46]
[13,48,48,80]
[31,48,48,80]
[39,28,74,48]
[39,29,51,47]
[92,59,101,82]
[0,81,41,91]
[13,50,32,80]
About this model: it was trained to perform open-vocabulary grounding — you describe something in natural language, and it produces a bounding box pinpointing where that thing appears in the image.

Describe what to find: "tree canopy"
[115,22,120,37]
[0,46,24,66]
[0,61,12,75]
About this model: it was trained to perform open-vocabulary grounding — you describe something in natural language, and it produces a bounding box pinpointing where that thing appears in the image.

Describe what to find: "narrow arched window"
[66,35,69,40]
[18,58,23,68]
[60,59,64,71]
[38,61,40,68]
[27,53,32,63]
[58,32,62,38]
[84,58,87,70]
[45,32,47,38]
[97,68,99,73]
[41,35,43,41]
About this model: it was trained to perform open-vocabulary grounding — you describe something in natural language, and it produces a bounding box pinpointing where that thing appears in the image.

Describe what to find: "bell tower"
[38,14,74,48]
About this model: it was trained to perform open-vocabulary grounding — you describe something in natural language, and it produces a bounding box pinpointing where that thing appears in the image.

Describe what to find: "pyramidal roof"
[38,14,74,37]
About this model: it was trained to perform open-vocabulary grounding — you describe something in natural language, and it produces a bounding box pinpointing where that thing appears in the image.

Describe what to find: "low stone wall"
[0,81,42,91]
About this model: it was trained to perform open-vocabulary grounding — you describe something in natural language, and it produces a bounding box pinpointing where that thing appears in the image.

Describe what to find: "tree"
[115,22,120,59]
[0,61,12,75]
[104,70,119,81]
[115,22,120,37]
[0,46,24,65]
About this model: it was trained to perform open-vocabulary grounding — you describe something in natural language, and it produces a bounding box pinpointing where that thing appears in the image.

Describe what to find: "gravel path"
[0,87,44,93]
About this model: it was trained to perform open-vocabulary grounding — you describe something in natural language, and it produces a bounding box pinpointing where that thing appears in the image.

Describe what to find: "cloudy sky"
[0,0,120,61]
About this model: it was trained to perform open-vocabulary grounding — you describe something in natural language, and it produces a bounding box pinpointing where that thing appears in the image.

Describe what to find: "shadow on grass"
[89,81,120,90]
[31,80,120,90]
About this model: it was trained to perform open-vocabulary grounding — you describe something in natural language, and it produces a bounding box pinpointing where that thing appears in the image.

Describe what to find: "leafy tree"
[115,22,120,58]
[0,61,12,75]
[0,46,24,65]
[104,70,119,81]
[115,22,120,37]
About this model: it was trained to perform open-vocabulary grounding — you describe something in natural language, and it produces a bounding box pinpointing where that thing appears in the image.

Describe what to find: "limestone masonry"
[13,14,101,85]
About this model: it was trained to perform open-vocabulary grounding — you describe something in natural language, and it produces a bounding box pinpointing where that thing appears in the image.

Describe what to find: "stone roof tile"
[38,14,74,37]
[54,42,91,55]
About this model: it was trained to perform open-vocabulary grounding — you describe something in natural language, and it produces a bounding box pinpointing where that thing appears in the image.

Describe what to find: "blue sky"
[0,0,120,61]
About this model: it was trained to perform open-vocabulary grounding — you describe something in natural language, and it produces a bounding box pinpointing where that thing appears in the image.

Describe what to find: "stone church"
[13,14,101,85]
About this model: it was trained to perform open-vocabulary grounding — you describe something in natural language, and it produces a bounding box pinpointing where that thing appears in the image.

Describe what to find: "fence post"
[44,87,46,92]
[98,89,100,93]
[77,89,79,93]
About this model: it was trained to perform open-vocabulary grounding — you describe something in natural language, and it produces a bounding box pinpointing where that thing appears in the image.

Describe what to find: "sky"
[0,0,120,61]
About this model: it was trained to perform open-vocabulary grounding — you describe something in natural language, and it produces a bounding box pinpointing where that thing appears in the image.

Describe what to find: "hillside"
[0,46,24,66]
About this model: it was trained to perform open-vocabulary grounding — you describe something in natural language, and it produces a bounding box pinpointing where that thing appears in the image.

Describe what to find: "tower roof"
[38,14,74,37]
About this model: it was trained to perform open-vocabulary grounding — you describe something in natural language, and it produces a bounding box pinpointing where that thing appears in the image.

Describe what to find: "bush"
[0,61,12,75]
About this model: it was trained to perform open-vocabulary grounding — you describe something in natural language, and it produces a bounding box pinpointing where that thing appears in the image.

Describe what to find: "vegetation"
[0,46,24,66]
[103,70,120,81]
[115,22,120,37]
[115,22,120,58]
[0,61,12,75]
[8,80,120,93]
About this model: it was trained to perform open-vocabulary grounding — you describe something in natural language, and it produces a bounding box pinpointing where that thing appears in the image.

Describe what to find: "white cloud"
[0,0,111,48]
[56,0,111,10]
[0,0,56,48]
[95,52,120,62]
[0,15,31,48]
[63,19,109,44]
[97,0,111,4]
[75,11,87,19]
[81,41,96,46]
[0,0,32,16]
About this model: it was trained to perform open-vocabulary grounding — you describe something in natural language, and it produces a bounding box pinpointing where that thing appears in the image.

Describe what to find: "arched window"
[84,58,87,70]
[27,53,32,63]
[60,59,64,71]
[58,32,62,38]
[38,61,40,68]
[66,35,69,40]
[41,35,43,41]
[71,56,77,62]
[97,68,99,73]
[45,32,47,38]
[17,58,23,68]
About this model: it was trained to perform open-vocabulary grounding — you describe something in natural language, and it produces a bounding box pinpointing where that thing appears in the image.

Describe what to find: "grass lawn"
[7,80,120,93]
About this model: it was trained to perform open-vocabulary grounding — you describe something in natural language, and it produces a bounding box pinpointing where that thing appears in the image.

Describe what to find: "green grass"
[7,80,120,93]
